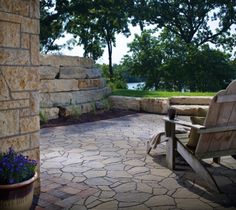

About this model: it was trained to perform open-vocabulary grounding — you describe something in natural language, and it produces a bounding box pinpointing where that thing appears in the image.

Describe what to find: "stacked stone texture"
[39,55,110,119]
[0,0,40,193]
[109,96,212,115]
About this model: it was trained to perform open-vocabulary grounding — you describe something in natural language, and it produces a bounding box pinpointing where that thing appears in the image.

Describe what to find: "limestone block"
[0,0,12,13]
[19,108,32,117]
[40,54,95,68]
[0,99,29,111]
[78,78,106,89]
[171,105,209,116]
[0,73,10,100]
[0,11,23,24]
[109,96,141,111]
[141,98,169,114]
[40,87,110,108]
[30,132,40,149]
[0,135,30,153]
[0,110,19,138]
[40,92,73,108]
[0,49,30,65]
[170,96,212,105]
[30,0,40,18]
[72,87,111,104]
[11,92,30,100]
[40,79,78,93]
[12,0,30,16]
[20,116,40,134]
[31,34,39,65]
[29,91,39,115]
[0,0,30,16]
[59,66,101,79]
[2,66,39,91]
[0,21,20,47]
[40,107,59,120]
[21,17,39,34]
[39,65,59,79]
[21,33,30,49]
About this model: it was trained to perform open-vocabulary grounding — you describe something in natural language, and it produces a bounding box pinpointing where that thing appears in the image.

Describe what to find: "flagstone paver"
[35,113,236,209]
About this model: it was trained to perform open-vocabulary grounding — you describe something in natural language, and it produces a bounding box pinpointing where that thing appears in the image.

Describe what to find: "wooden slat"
[163,117,204,129]
[195,148,236,159]
[217,94,236,103]
[208,104,233,152]
[198,125,236,134]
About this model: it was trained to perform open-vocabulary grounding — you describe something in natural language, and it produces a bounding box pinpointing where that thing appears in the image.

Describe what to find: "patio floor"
[36,113,236,210]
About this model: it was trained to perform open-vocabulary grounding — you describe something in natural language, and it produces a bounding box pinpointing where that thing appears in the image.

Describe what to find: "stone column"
[0,0,40,193]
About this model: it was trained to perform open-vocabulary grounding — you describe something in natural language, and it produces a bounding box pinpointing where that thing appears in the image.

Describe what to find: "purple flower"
[0,148,37,184]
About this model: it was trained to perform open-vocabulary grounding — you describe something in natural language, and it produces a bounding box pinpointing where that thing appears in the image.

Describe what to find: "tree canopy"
[142,0,236,49]
[40,0,66,53]
[122,30,235,91]
[40,0,236,87]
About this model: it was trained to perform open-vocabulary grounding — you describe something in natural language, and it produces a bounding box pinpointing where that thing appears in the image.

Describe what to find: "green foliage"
[101,98,111,111]
[145,0,236,50]
[112,89,215,98]
[70,106,81,119]
[122,30,165,90]
[100,64,128,90]
[91,101,97,114]
[122,30,235,91]
[40,0,68,53]
[66,0,131,78]
[39,110,48,124]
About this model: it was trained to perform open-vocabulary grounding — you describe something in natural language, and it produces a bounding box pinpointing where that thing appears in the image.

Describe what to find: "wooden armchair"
[164,80,236,192]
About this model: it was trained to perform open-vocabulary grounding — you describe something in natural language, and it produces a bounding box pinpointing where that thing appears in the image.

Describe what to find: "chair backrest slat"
[195,80,236,157]
[217,94,236,103]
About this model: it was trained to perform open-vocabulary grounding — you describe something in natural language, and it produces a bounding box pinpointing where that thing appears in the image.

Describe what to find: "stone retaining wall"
[109,96,212,116]
[0,0,40,193]
[39,55,110,119]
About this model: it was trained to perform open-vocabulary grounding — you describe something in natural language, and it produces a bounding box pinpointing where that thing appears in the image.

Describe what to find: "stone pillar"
[0,0,40,193]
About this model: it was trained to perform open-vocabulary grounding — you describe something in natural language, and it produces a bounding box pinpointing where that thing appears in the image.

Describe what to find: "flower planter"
[0,172,38,210]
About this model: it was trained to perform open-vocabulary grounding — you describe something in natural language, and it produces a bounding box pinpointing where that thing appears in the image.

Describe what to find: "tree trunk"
[107,41,113,80]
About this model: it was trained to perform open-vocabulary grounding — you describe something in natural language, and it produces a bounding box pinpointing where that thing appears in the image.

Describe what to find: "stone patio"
[35,113,236,209]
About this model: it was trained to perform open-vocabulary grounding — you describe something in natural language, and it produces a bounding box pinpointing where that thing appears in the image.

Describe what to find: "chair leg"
[165,121,176,170]
[177,142,220,193]
[232,155,236,160]
[166,137,176,170]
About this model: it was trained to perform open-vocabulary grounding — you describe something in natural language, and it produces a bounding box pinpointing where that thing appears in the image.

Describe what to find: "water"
[127,82,145,90]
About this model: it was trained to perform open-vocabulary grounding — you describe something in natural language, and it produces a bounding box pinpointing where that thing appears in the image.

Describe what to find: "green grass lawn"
[112,89,215,98]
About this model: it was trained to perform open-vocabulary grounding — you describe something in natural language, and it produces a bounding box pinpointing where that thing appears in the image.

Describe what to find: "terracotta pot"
[0,172,38,210]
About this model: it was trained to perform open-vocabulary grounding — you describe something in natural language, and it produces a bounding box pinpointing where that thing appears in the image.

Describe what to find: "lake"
[127,82,145,90]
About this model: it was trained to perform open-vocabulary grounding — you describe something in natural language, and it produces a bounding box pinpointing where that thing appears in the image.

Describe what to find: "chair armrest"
[163,117,204,130]
[198,125,236,134]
